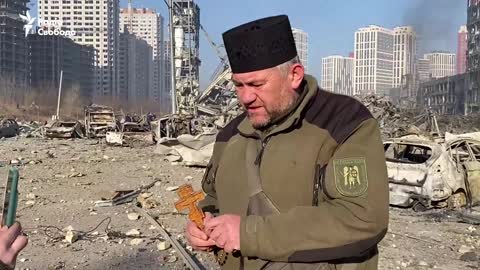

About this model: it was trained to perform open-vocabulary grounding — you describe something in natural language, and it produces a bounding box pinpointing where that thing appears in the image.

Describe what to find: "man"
[186,15,389,270]
[0,223,28,270]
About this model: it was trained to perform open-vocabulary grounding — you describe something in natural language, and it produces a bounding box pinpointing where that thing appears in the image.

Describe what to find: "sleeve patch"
[333,158,368,197]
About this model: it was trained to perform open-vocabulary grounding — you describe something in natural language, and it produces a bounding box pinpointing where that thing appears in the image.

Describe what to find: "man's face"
[232,67,299,129]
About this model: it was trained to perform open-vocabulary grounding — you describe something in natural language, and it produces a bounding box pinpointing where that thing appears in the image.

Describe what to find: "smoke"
[403,0,466,55]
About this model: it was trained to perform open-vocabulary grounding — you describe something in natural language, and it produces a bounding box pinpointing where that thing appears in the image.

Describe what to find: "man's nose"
[237,88,257,105]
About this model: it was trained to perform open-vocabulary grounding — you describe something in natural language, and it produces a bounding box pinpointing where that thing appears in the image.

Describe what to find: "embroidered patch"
[333,158,368,197]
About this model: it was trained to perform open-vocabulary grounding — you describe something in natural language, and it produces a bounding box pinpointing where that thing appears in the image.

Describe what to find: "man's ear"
[290,63,305,90]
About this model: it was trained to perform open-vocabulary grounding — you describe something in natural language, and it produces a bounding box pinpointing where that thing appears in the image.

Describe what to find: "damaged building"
[417,0,480,115]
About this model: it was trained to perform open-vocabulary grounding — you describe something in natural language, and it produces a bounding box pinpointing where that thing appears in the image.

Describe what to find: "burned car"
[0,119,20,138]
[45,121,84,139]
[385,133,480,211]
[84,104,119,138]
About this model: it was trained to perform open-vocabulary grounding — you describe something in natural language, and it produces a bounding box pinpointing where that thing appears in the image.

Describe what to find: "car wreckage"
[0,119,19,138]
[84,104,119,138]
[385,132,480,211]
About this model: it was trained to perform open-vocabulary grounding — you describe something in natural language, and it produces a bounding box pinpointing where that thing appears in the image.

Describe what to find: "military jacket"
[199,75,389,270]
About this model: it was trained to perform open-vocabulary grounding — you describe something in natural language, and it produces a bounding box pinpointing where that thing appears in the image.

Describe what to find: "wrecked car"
[45,121,84,139]
[0,119,19,138]
[385,133,480,211]
[84,104,119,138]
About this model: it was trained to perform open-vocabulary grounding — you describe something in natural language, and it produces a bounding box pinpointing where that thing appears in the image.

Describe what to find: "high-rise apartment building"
[120,7,164,109]
[425,52,456,79]
[416,57,432,83]
[292,28,308,72]
[457,25,468,74]
[163,40,171,113]
[321,55,354,96]
[118,31,152,105]
[0,0,29,89]
[28,33,96,96]
[354,25,394,96]
[38,0,120,99]
[393,26,416,88]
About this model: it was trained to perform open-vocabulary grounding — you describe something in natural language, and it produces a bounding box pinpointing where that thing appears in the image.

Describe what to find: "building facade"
[120,7,164,109]
[38,0,120,99]
[419,74,467,115]
[457,25,468,74]
[393,26,416,88]
[0,0,29,92]
[425,52,456,79]
[292,28,308,72]
[467,0,480,113]
[416,57,432,83]
[354,25,394,96]
[118,31,152,105]
[321,55,354,96]
[163,40,171,113]
[28,33,95,97]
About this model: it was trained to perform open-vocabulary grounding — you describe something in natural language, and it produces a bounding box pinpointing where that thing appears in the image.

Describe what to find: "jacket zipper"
[254,137,270,166]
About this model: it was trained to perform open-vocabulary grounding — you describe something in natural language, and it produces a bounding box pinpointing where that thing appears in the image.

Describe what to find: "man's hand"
[185,212,216,251]
[204,214,240,253]
[0,222,28,268]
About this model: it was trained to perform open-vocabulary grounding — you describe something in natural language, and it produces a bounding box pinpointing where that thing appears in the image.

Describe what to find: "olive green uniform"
[200,75,389,270]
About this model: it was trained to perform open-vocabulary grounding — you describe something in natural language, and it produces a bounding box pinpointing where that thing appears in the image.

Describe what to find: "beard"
[250,90,300,130]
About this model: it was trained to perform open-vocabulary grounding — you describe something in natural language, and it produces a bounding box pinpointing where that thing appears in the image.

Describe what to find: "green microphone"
[2,167,19,227]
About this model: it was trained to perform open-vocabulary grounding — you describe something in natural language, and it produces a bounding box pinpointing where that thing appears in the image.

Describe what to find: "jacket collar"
[237,74,319,139]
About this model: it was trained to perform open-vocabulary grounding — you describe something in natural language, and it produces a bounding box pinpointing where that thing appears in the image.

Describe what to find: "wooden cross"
[174,184,206,229]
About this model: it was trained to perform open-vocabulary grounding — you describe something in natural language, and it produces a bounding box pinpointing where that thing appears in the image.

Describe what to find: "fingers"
[204,216,224,235]
[185,221,215,251]
[0,223,22,248]
[186,221,207,241]
[10,235,28,255]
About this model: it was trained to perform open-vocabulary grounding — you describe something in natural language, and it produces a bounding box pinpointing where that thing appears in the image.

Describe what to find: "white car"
[384,133,480,211]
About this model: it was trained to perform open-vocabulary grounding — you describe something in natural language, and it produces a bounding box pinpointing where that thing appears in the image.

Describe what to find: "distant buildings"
[467,0,480,113]
[393,26,416,89]
[28,34,96,97]
[457,25,468,74]
[38,0,120,98]
[292,28,308,72]
[118,31,152,105]
[424,52,456,79]
[120,7,164,109]
[0,0,29,89]
[354,25,394,96]
[321,55,354,96]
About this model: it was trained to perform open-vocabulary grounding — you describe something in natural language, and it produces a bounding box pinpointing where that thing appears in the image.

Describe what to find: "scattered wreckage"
[45,121,84,139]
[0,119,19,138]
[84,104,118,138]
[386,132,480,211]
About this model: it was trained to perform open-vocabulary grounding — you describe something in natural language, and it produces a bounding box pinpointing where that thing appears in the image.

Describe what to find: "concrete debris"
[129,238,143,246]
[163,255,178,263]
[26,193,37,199]
[459,251,478,262]
[166,186,179,192]
[125,229,140,236]
[155,131,216,167]
[25,200,36,206]
[157,241,172,251]
[459,245,475,254]
[137,194,159,209]
[127,213,140,221]
[65,230,79,244]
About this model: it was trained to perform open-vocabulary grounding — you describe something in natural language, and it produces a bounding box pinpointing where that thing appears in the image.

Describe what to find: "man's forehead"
[232,69,273,82]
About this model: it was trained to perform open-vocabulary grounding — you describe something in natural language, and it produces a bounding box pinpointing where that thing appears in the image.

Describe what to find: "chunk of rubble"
[125,229,140,236]
[129,238,143,246]
[166,186,179,192]
[127,213,140,221]
[157,241,171,251]
[65,231,79,244]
